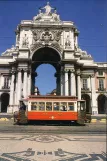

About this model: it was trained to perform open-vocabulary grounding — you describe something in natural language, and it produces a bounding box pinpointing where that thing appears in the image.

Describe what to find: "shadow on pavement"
[14,120,86,126]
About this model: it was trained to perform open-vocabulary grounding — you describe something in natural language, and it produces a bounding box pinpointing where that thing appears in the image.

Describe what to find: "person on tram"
[19,101,26,111]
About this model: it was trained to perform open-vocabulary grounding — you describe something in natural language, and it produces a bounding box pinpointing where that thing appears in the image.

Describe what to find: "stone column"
[88,76,91,90]
[56,72,61,95]
[23,69,28,98]
[28,70,31,96]
[0,97,1,113]
[17,69,22,104]
[70,71,76,96]
[9,71,15,105]
[32,72,37,95]
[90,75,97,114]
[64,71,69,96]
[77,73,81,99]
[0,75,4,89]
[60,71,64,95]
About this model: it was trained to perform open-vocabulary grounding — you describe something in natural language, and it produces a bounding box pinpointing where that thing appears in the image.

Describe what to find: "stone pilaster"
[9,71,15,105]
[31,71,37,95]
[90,74,97,114]
[55,72,61,95]
[28,69,31,96]
[0,97,1,113]
[17,69,22,104]
[70,70,76,96]
[64,70,69,96]
[23,68,28,98]
[77,72,81,99]
[60,71,64,95]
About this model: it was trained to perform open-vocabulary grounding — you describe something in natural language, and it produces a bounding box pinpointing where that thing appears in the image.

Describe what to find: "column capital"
[11,70,16,75]
[64,69,69,73]
[17,68,22,72]
[90,74,95,78]
[69,69,75,73]
[77,72,81,76]
[23,68,29,73]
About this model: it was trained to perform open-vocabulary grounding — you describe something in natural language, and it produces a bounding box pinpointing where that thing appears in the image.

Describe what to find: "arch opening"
[82,94,91,113]
[31,47,61,95]
[98,94,107,114]
[0,93,9,113]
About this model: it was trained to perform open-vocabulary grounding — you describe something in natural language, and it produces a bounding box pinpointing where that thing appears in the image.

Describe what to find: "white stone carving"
[33,2,60,22]
[33,10,43,21]
[52,30,62,41]
[22,34,29,47]
[32,30,41,43]
[52,10,60,21]
[41,30,53,43]
[65,35,71,48]
[1,45,16,56]
[40,2,55,15]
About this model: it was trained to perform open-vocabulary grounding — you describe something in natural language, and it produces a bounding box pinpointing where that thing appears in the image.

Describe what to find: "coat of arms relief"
[31,28,62,53]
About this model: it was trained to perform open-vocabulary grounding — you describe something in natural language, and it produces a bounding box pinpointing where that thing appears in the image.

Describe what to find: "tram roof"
[23,95,80,101]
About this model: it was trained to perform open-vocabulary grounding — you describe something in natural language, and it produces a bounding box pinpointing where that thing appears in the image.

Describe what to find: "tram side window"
[31,102,37,110]
[60,102,67,111]
[38,102,45,111]
[68,102,74,111]
[53,102,59,111]
[46,102,52,111]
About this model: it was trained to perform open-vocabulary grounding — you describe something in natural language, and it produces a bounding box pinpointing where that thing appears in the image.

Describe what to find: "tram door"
[77,101,86,124]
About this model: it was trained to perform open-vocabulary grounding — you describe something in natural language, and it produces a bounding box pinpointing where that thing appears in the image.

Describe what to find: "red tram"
[15,95,86,125]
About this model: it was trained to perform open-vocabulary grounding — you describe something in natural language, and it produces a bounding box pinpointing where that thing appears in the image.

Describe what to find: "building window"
[99,79,104,90]
[98,70,103,76]
[83,79,88,89]
[2,76,9,89]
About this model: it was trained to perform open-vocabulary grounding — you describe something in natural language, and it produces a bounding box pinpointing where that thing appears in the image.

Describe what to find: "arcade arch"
[31,47,61,95]
[81,94,91,113]
[0,93,9,113]
[97,94,107,114]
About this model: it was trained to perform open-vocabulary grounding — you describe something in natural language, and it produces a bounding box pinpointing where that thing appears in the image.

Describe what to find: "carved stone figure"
[40,2,55,15]
[52,10,60,21]
[1,45,17,56]
[65,35,71,48]
[22,34,29,47]
[33,9,43,21]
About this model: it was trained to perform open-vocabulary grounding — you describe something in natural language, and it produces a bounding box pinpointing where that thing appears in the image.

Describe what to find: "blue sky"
[0,0,107,94]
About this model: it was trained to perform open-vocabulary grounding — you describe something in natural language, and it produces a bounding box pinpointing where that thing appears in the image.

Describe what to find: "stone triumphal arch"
[0,2,107,114]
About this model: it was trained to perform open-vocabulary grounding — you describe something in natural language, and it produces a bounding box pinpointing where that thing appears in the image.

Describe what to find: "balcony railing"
[2,85,10,89]
[98,88,106,91]
[81,88,89,91]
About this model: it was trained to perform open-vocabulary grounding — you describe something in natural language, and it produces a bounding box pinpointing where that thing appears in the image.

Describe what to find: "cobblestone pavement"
[0,132,106,161]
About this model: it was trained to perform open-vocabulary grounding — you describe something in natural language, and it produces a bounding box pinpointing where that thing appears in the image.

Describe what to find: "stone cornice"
[19,21,76,30]
[15,58,31,62]
[61,59,77,64]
